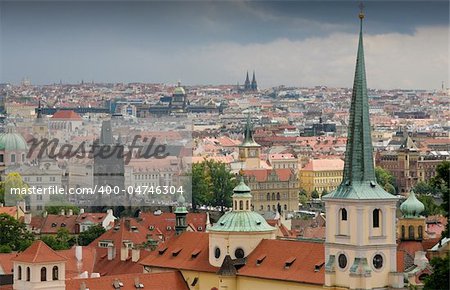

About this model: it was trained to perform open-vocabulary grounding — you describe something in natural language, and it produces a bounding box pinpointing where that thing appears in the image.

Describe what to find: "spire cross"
[359,2,365,20]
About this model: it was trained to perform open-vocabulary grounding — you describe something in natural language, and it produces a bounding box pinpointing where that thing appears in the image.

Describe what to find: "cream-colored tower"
[12,240,66,290]
[239,115,261,169]
[322,8,403,290]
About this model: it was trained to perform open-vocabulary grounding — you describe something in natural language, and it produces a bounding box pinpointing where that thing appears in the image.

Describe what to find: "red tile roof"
[66,271,188,290]
[397,241,424,258]
[238,239,325,285]
[301,159,344,171]
[244,168,293,182]
[91,247,152,276]
[138,212,206,243]
[139,232,218,273]
[0,253,17,274]
[38,214,79,235]
[58,246,97,279]
[91,218,149,250]
[0,206,17,218]
[12,240,67,263]
[51,110,82,120]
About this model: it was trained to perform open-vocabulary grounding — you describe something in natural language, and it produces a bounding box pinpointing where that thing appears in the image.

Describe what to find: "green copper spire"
[343,10,376,184]
[241,114,260,147]
[323,8,396,200]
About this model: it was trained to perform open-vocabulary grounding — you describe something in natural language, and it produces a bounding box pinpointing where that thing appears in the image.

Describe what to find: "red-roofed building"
[299,158,344,196]
[243,168,299,213]
[49,110,82,132]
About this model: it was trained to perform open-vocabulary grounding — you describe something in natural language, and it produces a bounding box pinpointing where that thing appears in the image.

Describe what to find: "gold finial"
[359,2,365,20]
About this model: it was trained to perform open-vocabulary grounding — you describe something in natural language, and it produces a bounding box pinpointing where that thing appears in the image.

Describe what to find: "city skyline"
[0,1,449,89]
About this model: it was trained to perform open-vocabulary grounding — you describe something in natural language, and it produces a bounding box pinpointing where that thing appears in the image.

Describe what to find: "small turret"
[174,193,188,235]
[400,190,425,218]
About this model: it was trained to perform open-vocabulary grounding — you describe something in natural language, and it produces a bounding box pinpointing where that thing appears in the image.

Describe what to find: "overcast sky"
[0,1,448,89]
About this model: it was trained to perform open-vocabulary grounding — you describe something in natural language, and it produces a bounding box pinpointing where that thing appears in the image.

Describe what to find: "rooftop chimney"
[60,209,65,216]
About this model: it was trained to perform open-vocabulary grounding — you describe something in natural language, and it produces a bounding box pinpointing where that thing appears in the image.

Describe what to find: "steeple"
[174,193,188,235]
[244,71,251,91]
[323,4,395,200]
[241,114,260,147]
[251,71,257,91]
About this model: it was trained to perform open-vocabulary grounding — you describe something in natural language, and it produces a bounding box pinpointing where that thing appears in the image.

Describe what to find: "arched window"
[18,266,22,280]
[26,267,30,281]
[271,193,275,201]
[373,209,380,228]
[267,205,270,211]
[239,200,243,210]
[418,226,423,239]
[40,267,47,281]
[234,200,237,210]
[246,200,249,210]
[401,225,405,239]
[266,193,270,201]
[276,192,280,200]
[284,204,287,211]
[408,225,414,240]
[52,266,58,280]
[341,208,347,221]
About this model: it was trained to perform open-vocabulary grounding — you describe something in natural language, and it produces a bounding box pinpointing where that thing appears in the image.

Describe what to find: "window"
[52,266,58,280]
[11,154,16,163]
[373,209,380,228]
[418,226,423,239]
[276,192,280,200]
[239,200,243,210]
[234,200,237,210]
[373,254,383,269]
[267,193,270,201]
[214,247,221,259]
[271,193,275,201]
[284,204,287,211]
[235,248,245,259]
[0,154,3,162]
[18,266,22,280]
[26,267,30,281]
[409,225,414,239]
[40,267,47,281]
[401,225,405,239]
[341,208,347,221]
[246,200,249,210]
[338,254,347,269]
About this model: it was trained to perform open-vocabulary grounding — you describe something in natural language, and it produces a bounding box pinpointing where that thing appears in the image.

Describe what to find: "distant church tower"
[323,7,404,290]
[244,71,251,91]
[251,71,258,91]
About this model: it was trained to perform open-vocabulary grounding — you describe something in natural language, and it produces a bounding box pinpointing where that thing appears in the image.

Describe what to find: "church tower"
[251,71,258,91]
[244,71,251,91]
[398,190,427,241]
[323,7,404,290]
[238,115,261,169]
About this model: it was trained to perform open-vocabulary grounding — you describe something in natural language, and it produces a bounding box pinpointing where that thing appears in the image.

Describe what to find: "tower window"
[52,266,58,280]
[373,209,380,228]
[246,200,249,210]
[26,267,30,281]
[418,226,423,239]
[234,200,237,210]
[239,200,243,210]
[214,247,221,259]
[409,225,415,240]
[18,266,22,280]
[341,208,347,221]
[401,225,405,239]
[373,254,383,269]
[40,267,47,281]
[235,248,245,259]
[338,254,347,269]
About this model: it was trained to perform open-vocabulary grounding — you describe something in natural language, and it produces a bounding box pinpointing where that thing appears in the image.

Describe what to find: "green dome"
[209,211,275,232]
[174,194,188,214]
[0,125,27,151]
[400,191,425,218]
[173,87,186,95]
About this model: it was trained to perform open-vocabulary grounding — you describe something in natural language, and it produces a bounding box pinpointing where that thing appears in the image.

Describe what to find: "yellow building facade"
[299,159,344,196]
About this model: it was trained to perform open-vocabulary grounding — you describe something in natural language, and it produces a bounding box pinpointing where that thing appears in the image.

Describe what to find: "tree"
[40,228,74,250]
[311,189,320,199]
[423,256,449,290]
[190,160,237,211]
[1,172,28,206]
[0,213,34,251]
[45,203,80,215]
[0,245,12,253]
[417,195,444,216]
[375,166,397,194]
[299,189,308,206]
[78,224,106,246]
[413,181,436,196]
[431,161,449,238]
